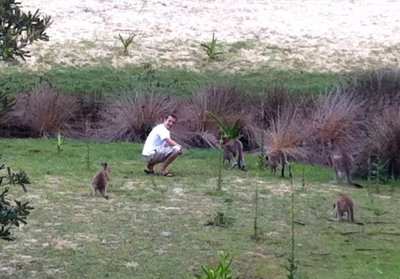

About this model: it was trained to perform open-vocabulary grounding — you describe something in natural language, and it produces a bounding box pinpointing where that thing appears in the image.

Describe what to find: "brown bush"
[97,93,178,142]
[174,86,259,149]
[358,106,400,178]
[265,106,311,163]
[252,87,306,129]
[8,83,80,138]
[305,89,368,167]
[342,68,400,115]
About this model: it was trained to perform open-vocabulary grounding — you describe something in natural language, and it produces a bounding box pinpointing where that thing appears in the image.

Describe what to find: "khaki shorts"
[143,145,181,164]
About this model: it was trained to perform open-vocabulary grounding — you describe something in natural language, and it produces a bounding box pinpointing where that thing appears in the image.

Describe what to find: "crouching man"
[142,114,182,177]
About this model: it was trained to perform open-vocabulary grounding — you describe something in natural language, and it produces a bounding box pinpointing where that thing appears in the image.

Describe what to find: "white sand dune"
[16,0,400,72]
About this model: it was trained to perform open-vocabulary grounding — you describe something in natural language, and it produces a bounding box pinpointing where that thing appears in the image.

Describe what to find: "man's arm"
[164,137,181,148]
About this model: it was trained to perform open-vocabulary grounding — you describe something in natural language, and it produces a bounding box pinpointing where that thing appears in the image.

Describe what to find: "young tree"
[0,0,52,61]
[0,1,40,240]
[0,158,32,241]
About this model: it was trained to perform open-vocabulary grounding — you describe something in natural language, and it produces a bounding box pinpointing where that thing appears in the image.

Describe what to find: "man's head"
[163,114,177,130]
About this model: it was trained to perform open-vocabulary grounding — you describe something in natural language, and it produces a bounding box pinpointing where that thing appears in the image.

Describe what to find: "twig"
[368,231,400,236]
[365,221,395,225]
[311,251,330,256]
[340,231,361,235]
[355,248,386,252]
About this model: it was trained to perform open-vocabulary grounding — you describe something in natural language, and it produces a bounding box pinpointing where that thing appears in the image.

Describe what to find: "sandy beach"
[19,0,400,72]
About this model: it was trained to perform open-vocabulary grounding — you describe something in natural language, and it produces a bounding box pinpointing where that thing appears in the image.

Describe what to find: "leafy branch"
[0,158,32,241]
[0,0,52,61]
[207,111,241,139]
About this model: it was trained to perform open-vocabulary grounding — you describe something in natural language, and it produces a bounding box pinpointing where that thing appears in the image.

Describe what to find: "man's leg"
[146,162,155,172]
[143,154,157,173]
[160,146,182,175]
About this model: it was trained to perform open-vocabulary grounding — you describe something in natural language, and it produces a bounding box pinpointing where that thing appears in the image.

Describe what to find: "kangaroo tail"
[350,207,354,222]
[350,182,364,189]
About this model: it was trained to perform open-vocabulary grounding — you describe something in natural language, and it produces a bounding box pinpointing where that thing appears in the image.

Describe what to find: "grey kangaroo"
[222,138,246,170]
[266,150,287,178]
[329,141,363,188]
[92,162,111,199]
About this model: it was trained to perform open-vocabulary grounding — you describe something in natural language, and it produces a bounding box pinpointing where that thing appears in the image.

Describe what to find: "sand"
[14,0,400,72]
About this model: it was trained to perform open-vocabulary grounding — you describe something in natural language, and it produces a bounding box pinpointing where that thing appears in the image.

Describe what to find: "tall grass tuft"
[363,106,400,179]
[118,33,136,56]
[200,33,223,61]
[98,93,177,142]
[265,107,310,164]
[0,87,15,125]
[190,251,237,279]
[56,132,65,153]
[307,90,366,167]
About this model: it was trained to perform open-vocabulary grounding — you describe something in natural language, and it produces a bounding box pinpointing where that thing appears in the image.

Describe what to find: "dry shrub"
[359,106,400,178]
[97,93,177,142]
[306,89,367,166]
[71,94,110,139]
[175,86,258,149]
[289,68,400,172]
[252,87,302,129]
[9,83,79,137]
[310,89,366,145]
[265,107,310,162]
[342,68,400,116]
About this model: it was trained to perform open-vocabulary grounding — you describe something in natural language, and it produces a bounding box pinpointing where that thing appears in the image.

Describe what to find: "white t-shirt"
[142,123,170,156]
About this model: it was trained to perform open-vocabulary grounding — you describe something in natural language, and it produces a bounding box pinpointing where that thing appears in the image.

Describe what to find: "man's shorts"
[143,145,182,164]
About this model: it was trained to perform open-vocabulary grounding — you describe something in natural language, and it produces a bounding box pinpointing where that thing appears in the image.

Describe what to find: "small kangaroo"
[265,150,287,177]
[329,141,363,188]
[222,138,246,170]
[333,194,354,222]
[92,162,111,199]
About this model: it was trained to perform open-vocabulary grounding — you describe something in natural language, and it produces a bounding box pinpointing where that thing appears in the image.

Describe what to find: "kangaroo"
[92,162,111,199]
[222,138,246,170]
[265,150,287,177]
[329,141,363,188]
[333,194,354,222]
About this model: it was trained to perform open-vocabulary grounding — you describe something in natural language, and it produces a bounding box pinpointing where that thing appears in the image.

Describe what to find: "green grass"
[0,65,345,98]
[1,138,399,279]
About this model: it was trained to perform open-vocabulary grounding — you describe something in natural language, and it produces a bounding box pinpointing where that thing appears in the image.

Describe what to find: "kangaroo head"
[101,162,111,174]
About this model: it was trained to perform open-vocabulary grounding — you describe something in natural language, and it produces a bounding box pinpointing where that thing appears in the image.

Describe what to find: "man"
[142,114,182,177]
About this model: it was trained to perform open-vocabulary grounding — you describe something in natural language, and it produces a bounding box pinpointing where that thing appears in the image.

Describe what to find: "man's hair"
[165,114,177,121]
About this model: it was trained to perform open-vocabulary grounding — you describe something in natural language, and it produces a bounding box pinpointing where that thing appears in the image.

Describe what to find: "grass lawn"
[0,138,399,279]
[0,65,344,98]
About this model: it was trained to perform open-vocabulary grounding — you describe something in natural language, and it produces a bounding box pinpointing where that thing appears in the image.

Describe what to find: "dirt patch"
[18,0,400,72]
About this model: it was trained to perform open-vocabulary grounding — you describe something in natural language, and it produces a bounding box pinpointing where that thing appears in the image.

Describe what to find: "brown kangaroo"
[222,138,246,170]
[266,150,287,177]
[333,194,354,222]
[92,162,111,199]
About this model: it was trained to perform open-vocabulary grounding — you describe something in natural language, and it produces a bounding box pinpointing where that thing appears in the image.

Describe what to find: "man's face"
[164,116,177,130]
